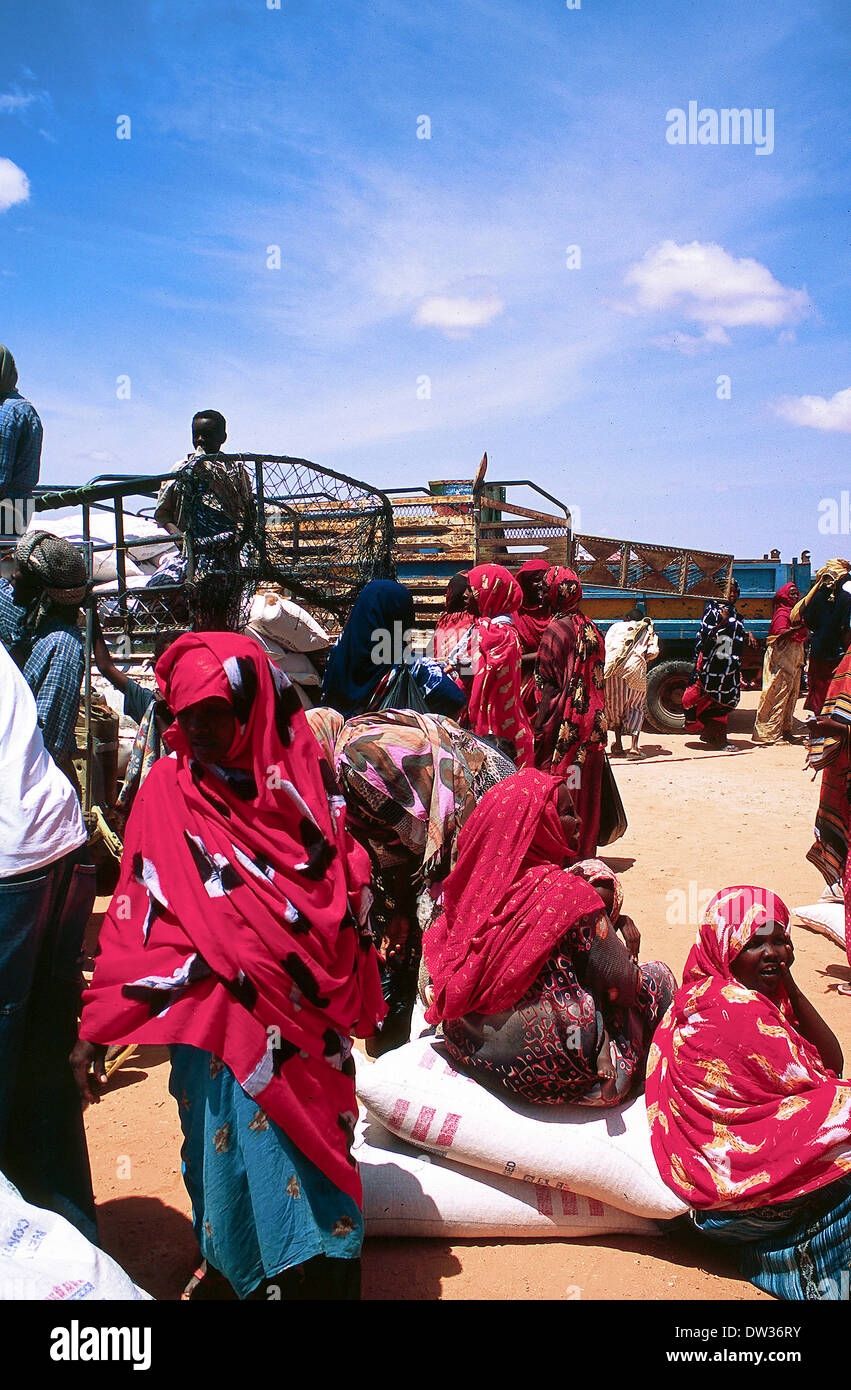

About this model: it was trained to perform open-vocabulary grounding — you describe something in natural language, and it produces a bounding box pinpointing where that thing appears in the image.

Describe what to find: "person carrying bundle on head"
[790,559,851,717]
[604,607,659,759]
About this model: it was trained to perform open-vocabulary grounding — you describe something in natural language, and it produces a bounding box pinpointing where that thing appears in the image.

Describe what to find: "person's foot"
[182,1261,239,1301]
[782,730,805,743]
[611,743,625,757]
[626,747,643,759]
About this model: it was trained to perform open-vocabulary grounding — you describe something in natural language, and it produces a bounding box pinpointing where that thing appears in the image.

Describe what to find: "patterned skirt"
[169,1045,362,1299]
[604,673,646,737]
[692,1174,851,1300]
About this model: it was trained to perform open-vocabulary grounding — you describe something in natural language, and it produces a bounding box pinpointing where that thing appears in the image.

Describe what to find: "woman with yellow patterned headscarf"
[647,885,851,1300]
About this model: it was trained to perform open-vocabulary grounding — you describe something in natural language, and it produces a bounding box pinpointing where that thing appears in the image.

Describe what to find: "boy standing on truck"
[152,410,255,630]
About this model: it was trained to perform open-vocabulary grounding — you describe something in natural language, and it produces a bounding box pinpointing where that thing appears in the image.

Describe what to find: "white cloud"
[0,157,30,212]
[651,325,731,356]
[0,93,37,115]
[620,240,811,338]
[414,293,504,337]
[774,386,851,434]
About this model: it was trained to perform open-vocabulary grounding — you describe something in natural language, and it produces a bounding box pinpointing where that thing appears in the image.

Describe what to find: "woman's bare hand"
[617,914,641,960]
[69,1039,108,1105]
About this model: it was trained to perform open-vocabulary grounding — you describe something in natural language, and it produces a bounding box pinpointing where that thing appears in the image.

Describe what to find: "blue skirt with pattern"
[692,1173,851,1301]
[169,1044,363,1299]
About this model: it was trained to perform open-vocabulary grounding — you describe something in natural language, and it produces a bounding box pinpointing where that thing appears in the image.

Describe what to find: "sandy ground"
[81,690,849,1301]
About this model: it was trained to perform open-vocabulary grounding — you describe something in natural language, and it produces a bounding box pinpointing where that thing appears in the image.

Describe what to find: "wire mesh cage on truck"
[35,454,395,641]
[244,454,395,627]
[30,455,395,820]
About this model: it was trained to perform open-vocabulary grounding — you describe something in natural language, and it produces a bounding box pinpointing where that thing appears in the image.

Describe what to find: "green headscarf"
[0,345,18,401]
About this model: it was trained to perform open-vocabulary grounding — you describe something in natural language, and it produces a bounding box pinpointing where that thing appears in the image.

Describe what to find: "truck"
[387,466,812,733]
[27,456,812,789]
[576,553,812,732]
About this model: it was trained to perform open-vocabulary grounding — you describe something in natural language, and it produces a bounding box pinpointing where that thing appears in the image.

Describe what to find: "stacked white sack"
[355,1114,662,1239]
[355,1037,687,1222]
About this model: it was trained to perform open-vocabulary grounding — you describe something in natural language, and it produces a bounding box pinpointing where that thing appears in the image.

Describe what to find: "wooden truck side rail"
[571,534,734,599]
[390,476,736,630]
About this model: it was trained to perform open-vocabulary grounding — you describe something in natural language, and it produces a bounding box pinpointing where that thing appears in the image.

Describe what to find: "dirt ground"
[82,690,848,1301]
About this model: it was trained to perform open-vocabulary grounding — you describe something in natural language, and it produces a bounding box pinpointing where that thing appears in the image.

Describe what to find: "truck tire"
[644,660,692,733]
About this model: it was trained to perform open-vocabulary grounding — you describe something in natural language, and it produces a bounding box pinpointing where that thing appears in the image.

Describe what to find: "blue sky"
[1,0,849,564]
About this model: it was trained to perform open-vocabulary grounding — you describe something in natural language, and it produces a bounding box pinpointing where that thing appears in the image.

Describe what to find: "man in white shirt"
[0,645,97,1238]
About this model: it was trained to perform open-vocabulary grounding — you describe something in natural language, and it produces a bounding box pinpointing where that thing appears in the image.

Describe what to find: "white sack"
[247,593,330,652]
[794,901,846,952]
[28,508,175,567]
[0,1174,152,1301]
[355,1037,687,1221]
[356,1117,663,1239]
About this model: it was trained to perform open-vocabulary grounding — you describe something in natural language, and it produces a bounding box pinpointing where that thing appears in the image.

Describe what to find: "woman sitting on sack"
[647,886,851,1301]
[423,770,676,1106]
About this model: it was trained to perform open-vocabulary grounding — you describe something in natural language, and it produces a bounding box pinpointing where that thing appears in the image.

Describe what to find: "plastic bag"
[377,663,429,713]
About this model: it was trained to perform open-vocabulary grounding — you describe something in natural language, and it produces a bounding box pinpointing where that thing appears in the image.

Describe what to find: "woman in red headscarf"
[752,582,807,745]
[466,563,534,766]
[423,771,676,1105]
[513,558,552,721]
[433,572,472,663]
[647,885,851,1301]
[533,566,607,857]
[71,633,386,1300]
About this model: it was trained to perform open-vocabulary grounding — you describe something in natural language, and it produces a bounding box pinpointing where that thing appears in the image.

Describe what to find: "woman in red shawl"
[514,558,552,722]
[423,771,676,1105]
[71,633,386,1300]
[433,572,472,663]
[533,566,607,857]
[466,563,534,766]
[647,886,851,1301]
[433,571,475,704]
[752,583,807,745]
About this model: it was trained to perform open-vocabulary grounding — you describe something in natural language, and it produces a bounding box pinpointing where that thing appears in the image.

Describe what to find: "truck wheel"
[644,660,692,733]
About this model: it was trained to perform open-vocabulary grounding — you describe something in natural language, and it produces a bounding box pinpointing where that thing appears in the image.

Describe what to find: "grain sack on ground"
[355,1037,688,1221]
